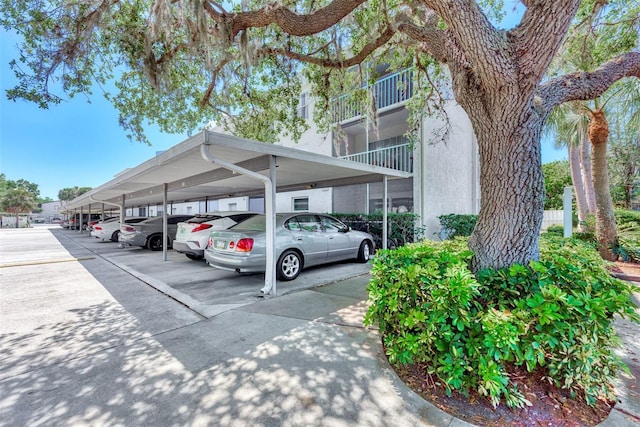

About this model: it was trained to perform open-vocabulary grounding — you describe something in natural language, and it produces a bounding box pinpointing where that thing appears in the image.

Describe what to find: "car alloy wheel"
[277,250,302,281]
[357,240,372,262]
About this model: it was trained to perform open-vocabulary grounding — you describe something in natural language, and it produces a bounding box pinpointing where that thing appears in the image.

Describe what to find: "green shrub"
[615,209,640,231]
[331,212,422,247]
[614,236,640,263]
[438,214,478,239]
[364,236,640,408]
[612,210,640,262]
[573,231,597,245]
[544,225,564,235]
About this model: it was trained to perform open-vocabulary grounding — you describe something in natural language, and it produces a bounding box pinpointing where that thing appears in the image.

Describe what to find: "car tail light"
[94,226,102,231]
[234,238,254,252]
[121,225,136,233]
[191,224,212,233]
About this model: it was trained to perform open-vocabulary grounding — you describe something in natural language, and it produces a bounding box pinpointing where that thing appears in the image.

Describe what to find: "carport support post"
[200,142,277,296]
[267,155,277,296]
[163,183,168,262]
[80,206,84,233]
[383,176,388,250]
[121,195,125,223]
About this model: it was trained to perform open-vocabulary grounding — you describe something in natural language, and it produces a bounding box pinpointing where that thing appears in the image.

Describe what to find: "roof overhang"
[65,130,412,210]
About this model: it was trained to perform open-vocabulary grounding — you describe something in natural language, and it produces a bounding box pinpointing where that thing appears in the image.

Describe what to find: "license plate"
[215,240,227,249]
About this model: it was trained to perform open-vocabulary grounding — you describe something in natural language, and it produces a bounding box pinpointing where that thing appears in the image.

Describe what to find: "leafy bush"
[613,210,639,262]
[615,209,640,231]
[331,212,422,247]
[438,214,478,239]
[544,225,564,236]
[614,236,640,263]
[542,160,572,210]
[365,237,640,408]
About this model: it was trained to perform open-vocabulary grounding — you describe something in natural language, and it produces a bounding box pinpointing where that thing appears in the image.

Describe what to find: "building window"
[298,92,309,119]
[292,197,309,211]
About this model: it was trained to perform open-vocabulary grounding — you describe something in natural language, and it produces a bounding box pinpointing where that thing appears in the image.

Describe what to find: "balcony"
[340,142,413,173]
[332,69,414,124]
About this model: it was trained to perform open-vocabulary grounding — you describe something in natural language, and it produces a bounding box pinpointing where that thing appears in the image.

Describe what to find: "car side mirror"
[339,226,350,233]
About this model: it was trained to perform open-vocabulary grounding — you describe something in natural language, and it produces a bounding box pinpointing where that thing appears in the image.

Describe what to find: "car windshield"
[230,215,265,231]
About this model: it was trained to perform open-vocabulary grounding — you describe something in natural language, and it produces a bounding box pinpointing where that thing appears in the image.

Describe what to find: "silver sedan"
[204,213,374,281]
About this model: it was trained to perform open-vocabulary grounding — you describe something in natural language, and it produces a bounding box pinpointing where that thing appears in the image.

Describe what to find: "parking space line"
[0,257,95,268]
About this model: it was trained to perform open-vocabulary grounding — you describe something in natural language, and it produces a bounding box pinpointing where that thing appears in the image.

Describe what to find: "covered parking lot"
[64,130,411,296]
[46,225,372,318]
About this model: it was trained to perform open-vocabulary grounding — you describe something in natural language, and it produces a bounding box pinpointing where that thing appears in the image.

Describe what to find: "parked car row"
[91,216,148,242]
[61,213,110,230]
[82,212,375,281]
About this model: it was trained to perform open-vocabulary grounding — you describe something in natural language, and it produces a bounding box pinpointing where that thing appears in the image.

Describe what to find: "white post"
[162,183,168,261]
[563,186,573,238]
[267,156,277,296]
[383,176,388,250]
[201,142,277,295]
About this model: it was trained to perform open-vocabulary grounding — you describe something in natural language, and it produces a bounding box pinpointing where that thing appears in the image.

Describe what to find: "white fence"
[1,215,31,228]
[542,210,564,230]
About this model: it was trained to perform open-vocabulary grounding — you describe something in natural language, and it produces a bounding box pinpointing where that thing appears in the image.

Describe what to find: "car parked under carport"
[119,215,194,250]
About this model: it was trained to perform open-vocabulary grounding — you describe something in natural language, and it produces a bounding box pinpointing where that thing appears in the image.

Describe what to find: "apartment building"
[276,68,480,238]
[116,68,480,240]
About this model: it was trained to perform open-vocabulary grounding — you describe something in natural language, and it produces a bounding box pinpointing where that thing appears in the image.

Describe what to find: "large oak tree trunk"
[467,106,545,271]
[569,144,590,232]
[589,110,618,261]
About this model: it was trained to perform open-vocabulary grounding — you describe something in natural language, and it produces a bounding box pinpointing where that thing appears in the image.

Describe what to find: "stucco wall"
[276,188,333,212]
[417,102,479,239]
[275,87,334,156]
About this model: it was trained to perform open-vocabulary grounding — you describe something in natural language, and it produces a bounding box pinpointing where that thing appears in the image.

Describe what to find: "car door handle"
[297,237,303,241]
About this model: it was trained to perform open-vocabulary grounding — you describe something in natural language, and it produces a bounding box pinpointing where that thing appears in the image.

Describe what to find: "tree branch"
[539,52,640,112]
[423,0,511,85]
[509,0,580,90]
[262,25,396,68]
[394,10,448,64]
[224,0,367,38]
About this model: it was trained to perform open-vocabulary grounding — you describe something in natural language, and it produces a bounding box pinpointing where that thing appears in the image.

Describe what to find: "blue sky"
[0,11,566,201]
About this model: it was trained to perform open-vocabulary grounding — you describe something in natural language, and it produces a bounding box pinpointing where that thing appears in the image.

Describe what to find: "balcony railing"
[340,143,413,173]
[332,69,414,123]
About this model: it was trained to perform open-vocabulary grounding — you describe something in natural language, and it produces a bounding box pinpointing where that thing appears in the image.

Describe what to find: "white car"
[91,217,148,242]
[173,212,259,260]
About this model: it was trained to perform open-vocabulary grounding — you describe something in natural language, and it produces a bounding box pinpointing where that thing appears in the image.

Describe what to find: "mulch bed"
[394,363,614,427]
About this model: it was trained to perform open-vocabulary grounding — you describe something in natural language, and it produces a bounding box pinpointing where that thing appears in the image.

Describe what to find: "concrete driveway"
[0,225,449,426]
[48,226,373,317]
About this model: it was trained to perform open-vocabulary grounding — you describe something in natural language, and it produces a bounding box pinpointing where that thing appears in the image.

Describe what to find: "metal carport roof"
[66,130,412,295]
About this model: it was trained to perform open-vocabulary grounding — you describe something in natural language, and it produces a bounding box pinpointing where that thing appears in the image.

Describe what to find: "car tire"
[357,240,372,263]
[148,235,164,251]
[277,250,302,281]
[110,230,120,242]
[185,254,204,261]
